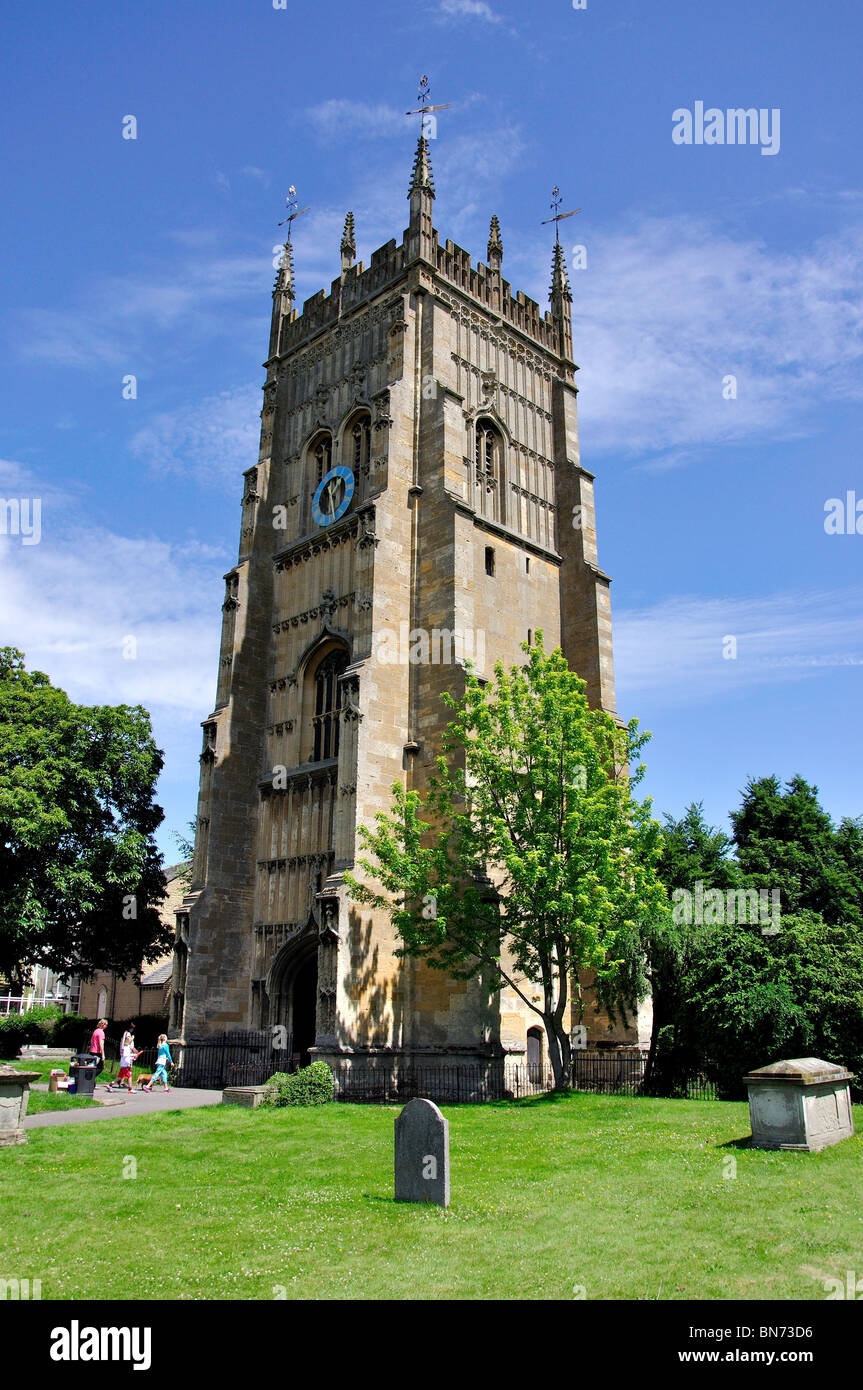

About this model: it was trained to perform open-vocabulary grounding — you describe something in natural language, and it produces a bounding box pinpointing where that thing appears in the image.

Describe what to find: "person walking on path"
[88,1018,107,1082]
[143,1035,174,1093]
[107,1028,140,1093]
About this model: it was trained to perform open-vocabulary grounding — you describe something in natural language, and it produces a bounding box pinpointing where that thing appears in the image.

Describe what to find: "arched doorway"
[527,1026,543,1084]
[291,955,318,1068]
[268,932,319,1071]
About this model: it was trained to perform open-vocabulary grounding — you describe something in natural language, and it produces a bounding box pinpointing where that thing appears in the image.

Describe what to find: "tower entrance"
[291,955,318,1068]
[269,934,319,1070]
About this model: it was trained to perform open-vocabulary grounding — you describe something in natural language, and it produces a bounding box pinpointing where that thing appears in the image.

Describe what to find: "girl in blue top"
[143,1035,173,1093]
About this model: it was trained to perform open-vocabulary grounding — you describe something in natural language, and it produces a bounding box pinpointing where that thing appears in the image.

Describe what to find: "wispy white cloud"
[614,587,863,703]
[530,217,863,461]
[433,128,527,236]
[128,384,260,490]
[438,0,502,22]
[0,460,225,720]
[305,100,406,142]
[12,250,269,369]
[0,461,225,722]
[1,457,231,848]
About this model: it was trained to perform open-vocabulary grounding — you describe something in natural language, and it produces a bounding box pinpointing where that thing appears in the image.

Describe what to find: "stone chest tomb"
[744,1057,855,1151]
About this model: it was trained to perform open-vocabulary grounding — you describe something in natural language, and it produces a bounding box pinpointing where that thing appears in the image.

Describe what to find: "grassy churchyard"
[3,1091,861,1301]
[8,1058,124,1114]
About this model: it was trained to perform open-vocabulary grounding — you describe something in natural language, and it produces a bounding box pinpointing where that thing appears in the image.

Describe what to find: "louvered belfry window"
[475,419,504,523]
[313,434,333,484]
[312,650,348,762]
[350,413,371,473]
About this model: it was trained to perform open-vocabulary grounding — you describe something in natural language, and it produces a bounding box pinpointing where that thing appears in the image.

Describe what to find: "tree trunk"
[544,1014,573,1091]
[643,993,662,1094]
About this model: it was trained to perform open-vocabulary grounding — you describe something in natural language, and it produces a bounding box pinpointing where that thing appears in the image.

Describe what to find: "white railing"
[0,992,77,1017]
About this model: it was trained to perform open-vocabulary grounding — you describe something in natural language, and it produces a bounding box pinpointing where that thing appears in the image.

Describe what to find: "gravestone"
[0,1068,41,1147]
[394,1097,450,1207]
[744,1057,855,1151]
[222,1084,268,1108]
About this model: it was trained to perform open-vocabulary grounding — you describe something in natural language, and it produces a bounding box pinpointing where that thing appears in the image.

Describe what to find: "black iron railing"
[329,1061,555,1103]
[157,1033,719,1101]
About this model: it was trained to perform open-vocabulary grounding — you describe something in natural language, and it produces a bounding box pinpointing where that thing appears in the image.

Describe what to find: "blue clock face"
[312,465,355,527]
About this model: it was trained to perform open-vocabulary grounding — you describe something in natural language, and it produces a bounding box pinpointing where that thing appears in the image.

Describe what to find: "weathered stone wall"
[179,141,639,1061]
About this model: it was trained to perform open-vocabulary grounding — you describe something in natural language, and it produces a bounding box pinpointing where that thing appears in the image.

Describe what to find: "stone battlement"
[277,222,560,358]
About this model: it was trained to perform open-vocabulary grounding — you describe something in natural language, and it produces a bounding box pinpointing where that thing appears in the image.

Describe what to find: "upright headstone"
[394,1097,450,1207]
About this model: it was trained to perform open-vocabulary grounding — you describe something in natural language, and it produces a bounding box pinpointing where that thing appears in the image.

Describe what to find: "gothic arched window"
[475,418,505,524]
[311,649,348,762]
[347,412,372,476]
[310,432,333,485]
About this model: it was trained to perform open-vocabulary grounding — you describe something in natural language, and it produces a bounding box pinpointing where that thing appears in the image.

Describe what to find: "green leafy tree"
[597,802,738,1093]
[172,819,196,889]
[0,648,169,988]
[346,636,666,1090]
[677,911,863,1098]
[731,775,863,926]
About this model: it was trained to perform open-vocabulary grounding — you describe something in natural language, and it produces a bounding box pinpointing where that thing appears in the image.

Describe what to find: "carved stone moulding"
[274,516,361,572]
[271,590,357,635]
[254,921,305,938]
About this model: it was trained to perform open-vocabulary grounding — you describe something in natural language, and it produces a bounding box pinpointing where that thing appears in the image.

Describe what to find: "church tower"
[172,132,627,1078]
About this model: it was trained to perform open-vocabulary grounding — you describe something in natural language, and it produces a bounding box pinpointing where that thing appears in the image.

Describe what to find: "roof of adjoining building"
[142,962,173,987]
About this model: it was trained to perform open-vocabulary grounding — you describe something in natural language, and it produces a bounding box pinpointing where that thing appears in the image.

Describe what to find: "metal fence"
[104,1032,718,1101]
[174,1031,292,1089]
[570,1049,718,1101]
[330,1052,718,1103]
[329,1061,555,1103]
[571,1049,647,1096]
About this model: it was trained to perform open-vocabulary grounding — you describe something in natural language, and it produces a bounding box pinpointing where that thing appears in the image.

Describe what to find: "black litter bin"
[71,1053,97,1097]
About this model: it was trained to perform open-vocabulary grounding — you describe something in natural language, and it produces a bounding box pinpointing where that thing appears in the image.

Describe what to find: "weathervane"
[541,186,581,244]
[406,75,450,136]
[278,185,310,242]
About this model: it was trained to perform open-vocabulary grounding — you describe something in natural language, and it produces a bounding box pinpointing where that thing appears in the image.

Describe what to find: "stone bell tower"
[173,132,629,1073]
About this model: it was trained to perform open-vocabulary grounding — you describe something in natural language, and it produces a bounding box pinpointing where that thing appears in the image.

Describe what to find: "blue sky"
[1,0,862,860]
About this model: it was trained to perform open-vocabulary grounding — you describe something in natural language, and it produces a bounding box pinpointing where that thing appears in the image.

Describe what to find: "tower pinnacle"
[549,239,571,305]
[487,214,503,270]
[274,237,294,302]
[408,134,436,199]
[341,211,356,274]
[549,240,573,362]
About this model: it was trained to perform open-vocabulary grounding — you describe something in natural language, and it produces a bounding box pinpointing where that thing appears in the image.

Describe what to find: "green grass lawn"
[25,1090,99,1113]
[1,1092,860,1301]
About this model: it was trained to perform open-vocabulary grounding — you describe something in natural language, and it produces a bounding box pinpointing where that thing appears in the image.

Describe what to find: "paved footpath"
[24,1087,223,1129]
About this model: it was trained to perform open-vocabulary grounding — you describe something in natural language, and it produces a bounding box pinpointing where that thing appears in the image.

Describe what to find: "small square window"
[485,546,495,576]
